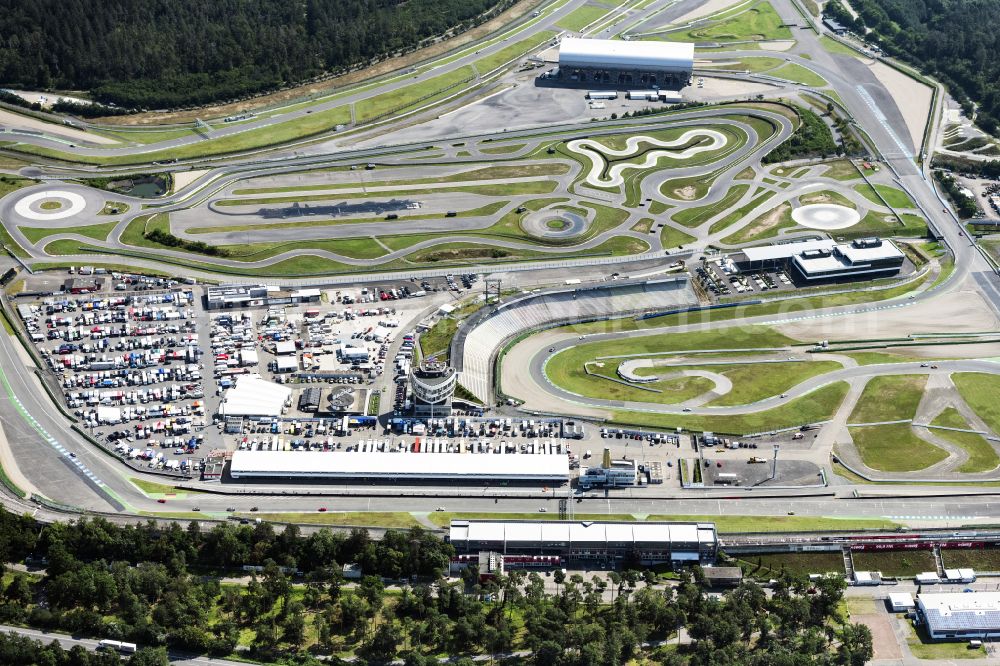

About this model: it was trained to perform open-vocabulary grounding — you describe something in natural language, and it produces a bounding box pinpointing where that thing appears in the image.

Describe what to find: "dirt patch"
[799,192,833,204]
[673,186,698,200]
[90,0,547,126]
[741,202,789,237]
[869,60,933,151]
[853,614,902,660]
[171,169,210,192]
[759,40,796,51]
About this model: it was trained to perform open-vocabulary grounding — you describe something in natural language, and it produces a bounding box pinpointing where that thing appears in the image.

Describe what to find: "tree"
[360,622,403,663]
[128,647,170,666]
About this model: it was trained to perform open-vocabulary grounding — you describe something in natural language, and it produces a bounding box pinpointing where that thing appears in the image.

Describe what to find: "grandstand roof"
[559,38,694,72]
[449,519,717,548]
[219,375,291,417]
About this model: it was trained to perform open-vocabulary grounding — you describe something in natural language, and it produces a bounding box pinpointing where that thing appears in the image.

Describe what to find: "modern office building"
[731,237,904,283]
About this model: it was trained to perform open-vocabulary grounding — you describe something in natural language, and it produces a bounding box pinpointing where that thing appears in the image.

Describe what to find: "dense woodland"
[0,0,512,109]
[826,0,1000,135]
[0,508,872,664]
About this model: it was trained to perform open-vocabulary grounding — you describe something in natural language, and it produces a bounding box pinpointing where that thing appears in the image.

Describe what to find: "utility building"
[555,38,693,90]
[917,592,1000,640]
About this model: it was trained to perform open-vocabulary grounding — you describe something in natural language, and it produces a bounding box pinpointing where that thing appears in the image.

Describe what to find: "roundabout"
[791,203,860,230]
[13,189,88,221]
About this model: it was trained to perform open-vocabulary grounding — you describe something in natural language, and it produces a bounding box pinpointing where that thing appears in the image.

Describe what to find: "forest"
[0,508,873,664]
[0,0,512,109]
[826,0,1000,134]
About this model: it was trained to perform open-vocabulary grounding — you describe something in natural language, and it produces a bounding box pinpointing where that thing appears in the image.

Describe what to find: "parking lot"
[695,256,796,300]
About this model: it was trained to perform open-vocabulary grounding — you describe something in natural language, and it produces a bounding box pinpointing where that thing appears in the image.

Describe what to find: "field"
[770,63,828,87]
[556,4,609,31]
[848,424,948,472]
[851,549,936,577]
[662,2,792,43]
[855,183,916,208]
[703,360,843,406]
[848,375,927,423]
[952,373,1000,435]
[940,547,1000,571]
[736,551,845,577]
[611,382,850,434]
[930,407,999,473]
[671,184,750,228]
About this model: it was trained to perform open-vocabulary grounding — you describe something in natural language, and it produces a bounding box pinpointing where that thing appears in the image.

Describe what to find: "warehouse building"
[554,38,693,89]
[228,451,569,482]
[218,375,292,417]
[449,519,717,565]
[917,592,1000,640]
[730,237,904,283]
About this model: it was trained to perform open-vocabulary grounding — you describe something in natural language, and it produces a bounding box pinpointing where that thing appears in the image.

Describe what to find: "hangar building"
[449,519,718,565]
[555,37,694,89]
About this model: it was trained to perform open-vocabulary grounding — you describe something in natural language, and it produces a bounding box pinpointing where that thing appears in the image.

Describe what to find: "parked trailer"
[587,91,618,100]
[626,90,660,101]
[98,640,137,654]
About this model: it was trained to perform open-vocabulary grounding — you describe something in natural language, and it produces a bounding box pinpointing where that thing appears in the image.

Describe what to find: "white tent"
[219,374,291,417]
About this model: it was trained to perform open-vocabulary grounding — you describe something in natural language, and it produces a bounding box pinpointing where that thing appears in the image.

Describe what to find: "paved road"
[0,625,256,666]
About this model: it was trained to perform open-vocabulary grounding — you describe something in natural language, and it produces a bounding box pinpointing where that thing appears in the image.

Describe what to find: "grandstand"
[453,277,696,404]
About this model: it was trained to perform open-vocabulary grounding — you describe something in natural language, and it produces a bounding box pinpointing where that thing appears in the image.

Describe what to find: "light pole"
[771,444,779,481]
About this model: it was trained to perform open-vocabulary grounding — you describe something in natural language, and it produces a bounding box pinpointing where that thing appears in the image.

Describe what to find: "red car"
[157,499,166,504]
[318,507,327,512]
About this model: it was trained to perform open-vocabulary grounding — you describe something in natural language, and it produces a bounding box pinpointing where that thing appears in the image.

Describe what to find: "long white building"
[229,451,569,482]
[556,38,694,89]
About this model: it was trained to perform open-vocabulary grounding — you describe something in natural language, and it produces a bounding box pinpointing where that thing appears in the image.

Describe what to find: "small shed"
[702,566,743,587]
[887,592,914,612]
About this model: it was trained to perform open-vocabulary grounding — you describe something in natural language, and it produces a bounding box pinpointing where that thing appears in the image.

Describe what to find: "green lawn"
[906,623,987,659]
[661,224,697,249]
[930,407,999,473]
[242,512,422,528]
[852,549,936,577]
[848,375,927,423]
[708,190,777,235]
[556,5,610,31]
[663,2,792,42]
[855,183,916,208]
[545,326,797,399]
[0,177,36,257]
[473,31,556,73]
[419,317,460,361]
[725,56,785,73]
[736,551,845,577]
[849,423,948,471]
[952,373,1000,438]
[770,63,828,87]
[842,351,938,366]
[819,35,859,57]
[611,381,850,434]
[821,160,862,181]
[671,184,750,228]
[704,360,843,406]
[19,220,119,244]
[479,143,526,154]
[355,66,475,123]
[940,547,1000,571]
[129,477,207,496]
